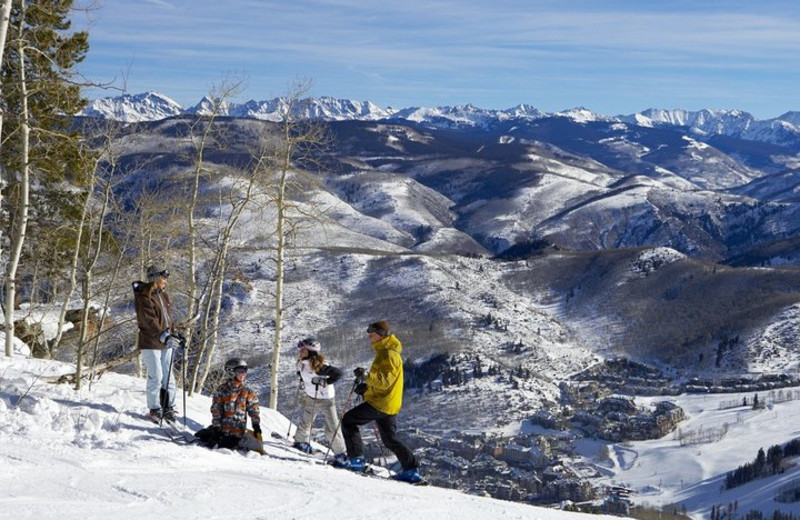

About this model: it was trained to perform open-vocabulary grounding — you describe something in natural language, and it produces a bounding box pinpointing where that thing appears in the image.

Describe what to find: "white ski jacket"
[297,359,341,400]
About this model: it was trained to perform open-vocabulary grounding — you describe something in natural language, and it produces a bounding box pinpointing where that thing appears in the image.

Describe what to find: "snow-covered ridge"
[83,93,397,123]
[631,247,687,275]
[80,92,800,148]
[80,92,184,122]
[620,108,800,148]
[79,93,617,127]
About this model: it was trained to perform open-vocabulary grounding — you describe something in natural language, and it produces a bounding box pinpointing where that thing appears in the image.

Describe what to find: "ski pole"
[180,335,188,428]
[286,379,304,438]
[323,376,360,463]
[369,420,388,468]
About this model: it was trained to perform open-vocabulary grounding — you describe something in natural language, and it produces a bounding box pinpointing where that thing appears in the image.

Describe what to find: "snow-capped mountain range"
[80,91,800,149]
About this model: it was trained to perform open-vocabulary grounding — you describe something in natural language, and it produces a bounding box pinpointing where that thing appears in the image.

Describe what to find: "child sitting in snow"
[196,358,261,450]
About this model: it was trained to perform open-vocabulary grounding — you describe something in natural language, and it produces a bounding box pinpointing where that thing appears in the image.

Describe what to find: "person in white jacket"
[292,337,347,462]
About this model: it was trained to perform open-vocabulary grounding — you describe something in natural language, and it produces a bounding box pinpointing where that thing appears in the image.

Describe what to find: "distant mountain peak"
[554,107,608,123]
[81,91,183,122]
[778,111,800,126]
[79,92,800,149]
[185,96,231,116]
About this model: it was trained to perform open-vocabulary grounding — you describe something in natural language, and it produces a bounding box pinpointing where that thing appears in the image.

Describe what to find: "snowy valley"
[4,92,800,519]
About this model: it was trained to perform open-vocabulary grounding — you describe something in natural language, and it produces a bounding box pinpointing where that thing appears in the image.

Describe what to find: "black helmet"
[225,358,248,372]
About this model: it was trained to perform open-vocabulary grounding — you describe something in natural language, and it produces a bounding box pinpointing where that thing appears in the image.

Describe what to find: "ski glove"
[252,422,262,441]
[353,367,366,380]
[318,365,343,385]
[311,375,328,387]
[354,382,368,396]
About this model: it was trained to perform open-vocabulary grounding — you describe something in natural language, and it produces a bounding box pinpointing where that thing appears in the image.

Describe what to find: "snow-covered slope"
[590,391,800,518]
[0,355,623,520]
[7,348,800,519]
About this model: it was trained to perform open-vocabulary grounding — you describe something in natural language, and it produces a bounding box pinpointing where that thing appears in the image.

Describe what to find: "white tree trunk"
[269,170,287,409]
[74,275,91,390]
[196,247,227,392]
[4,29,30,357]
[0,0,13,275]
[75,172,112,391]
[0,0,11,73]
[51,179,90,356]
[266,80,325,409]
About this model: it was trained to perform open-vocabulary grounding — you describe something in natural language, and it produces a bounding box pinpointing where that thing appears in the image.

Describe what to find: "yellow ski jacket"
[364,334,404,415]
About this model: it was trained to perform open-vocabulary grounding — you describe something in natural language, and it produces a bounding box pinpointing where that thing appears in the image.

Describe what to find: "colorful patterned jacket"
[211,378,260,438]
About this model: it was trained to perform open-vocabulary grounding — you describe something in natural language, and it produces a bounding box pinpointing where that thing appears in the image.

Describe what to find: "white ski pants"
[293,394,346,455]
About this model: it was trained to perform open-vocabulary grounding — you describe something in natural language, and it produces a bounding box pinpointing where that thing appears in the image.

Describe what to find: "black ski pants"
[341,401,419,470]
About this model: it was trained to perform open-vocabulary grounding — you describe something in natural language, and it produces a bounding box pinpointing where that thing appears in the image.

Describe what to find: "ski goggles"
[366,325,388,335]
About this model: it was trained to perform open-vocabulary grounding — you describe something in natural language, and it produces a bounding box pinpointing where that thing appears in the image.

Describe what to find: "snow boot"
[392,467,423,484]
[162,407,178,423]
[148,408,162,423]
[332,455,366,472]
[292,441,313,453]
[345,456,366,472]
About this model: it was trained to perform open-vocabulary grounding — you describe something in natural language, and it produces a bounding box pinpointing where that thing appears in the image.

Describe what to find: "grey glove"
[166,336,181,349]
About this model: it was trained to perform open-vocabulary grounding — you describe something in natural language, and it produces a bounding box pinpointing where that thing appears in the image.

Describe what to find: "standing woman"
[292,337,347,462]
[133,264,178,423]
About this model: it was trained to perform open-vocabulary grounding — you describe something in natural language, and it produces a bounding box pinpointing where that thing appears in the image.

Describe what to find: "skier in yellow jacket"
[336,320,421,483]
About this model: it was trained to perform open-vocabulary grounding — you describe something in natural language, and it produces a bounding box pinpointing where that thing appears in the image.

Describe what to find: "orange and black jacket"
[211,378,260,437]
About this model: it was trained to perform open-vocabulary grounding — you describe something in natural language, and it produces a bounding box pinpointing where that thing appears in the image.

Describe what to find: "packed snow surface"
[0,356,620,520]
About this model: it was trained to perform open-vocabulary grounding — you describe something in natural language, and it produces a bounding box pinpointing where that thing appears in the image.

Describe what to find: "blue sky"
[76,0,800,119]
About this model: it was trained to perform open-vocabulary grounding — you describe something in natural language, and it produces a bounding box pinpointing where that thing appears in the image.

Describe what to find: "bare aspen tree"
[4,11,31,357]
[264,80,332,409]
[59,198,141,388]
[181,80,244,372]
[86,214,135,389]
[191,162,262,394]
[50,121,123,358]
[71,128,121,390]
[81,123,141,386]
[131,175,190,383]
